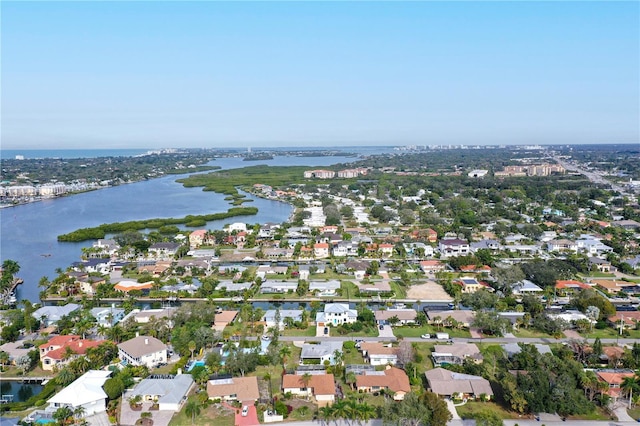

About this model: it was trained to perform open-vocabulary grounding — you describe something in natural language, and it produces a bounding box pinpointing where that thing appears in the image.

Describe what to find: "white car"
[242,406,249,417]
[421,334,431,339]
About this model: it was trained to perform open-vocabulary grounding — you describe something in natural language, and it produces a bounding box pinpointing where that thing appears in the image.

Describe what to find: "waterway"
[0,381,43,403]
[1,155,358,302]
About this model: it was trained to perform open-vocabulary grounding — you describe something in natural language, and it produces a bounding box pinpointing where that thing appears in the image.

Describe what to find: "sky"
[1,1,638,150]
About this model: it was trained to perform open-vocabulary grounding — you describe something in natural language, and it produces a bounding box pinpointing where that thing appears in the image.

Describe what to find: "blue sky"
[2,1,638,149]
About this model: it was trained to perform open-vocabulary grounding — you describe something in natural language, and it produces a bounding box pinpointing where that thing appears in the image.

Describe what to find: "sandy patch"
[406,280,452,301]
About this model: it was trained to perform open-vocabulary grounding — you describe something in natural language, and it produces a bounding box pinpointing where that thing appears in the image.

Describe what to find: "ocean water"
[0,146,397,160]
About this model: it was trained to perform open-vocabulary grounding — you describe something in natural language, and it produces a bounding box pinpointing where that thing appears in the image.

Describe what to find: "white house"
[511,280,543,296]
[317,303,357,326]
[47,370,111,416]
[263,309,303,330]
[260,280,298,294]
[118,335,168,369]
[360,342,398,366]
[438,238,470,257]
[309,280,341,296]
[90,306,125,327]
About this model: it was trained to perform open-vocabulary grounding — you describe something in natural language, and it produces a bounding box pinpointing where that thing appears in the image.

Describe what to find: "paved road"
[275,335,639,345]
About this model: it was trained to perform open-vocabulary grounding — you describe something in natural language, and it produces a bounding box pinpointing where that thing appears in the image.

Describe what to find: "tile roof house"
[419,260,446,273]
[117,336,167,369]
[46,370,112,416]
[128,373,194,411]
[596,370,637,399]
[355,366,411,401]
[282,372,336,405]
[591,279,636,294]
[39,335,107,372]
[207,376,260,403]
[425,367,493,400]
[607,311,640,329]
[360,342,398,366]
[426,310,475,328]
[432,343,483,366]
[374,309,417,326]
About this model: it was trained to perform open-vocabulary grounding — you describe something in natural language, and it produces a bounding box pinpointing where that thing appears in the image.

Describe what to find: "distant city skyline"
[2,1,638,149]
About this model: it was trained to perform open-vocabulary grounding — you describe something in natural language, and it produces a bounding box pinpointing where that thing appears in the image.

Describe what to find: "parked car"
[242,406,249,417]
[379,325,384,330]
[421,334,431,339]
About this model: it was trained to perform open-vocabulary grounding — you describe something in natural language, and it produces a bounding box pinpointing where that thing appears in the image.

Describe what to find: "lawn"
[393,325,471,338]
[169,397,235,426]
[341,281,360,299]
[342,345,365,364]
[628,406,640,421]
[282,326,317,337]
[389,281,407,299]
[455,401,517,420]
[411,342,435,373]
[582,327,640,340]
[512,329,554,339]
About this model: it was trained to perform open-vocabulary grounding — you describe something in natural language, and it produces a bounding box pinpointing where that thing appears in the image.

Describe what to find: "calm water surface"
[1,156,357,302]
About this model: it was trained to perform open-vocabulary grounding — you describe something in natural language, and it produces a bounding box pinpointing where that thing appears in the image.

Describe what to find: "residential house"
[608,312,640,330]
[71,258,111,274]
[379,243,394,257]
[260,280,298,294]
[148,242,181,258]
[591,279,636,294]
[313,243,330,258]
[127,373,194,411]
[263,309,303,330]
[309,280,341,296]
[611,219,640,230]
[300,341,343,365]
[577,236,614,256]
[217,281,253,293]
[511,280,543,296]
[360,342,398,366]
[438,238,470,257]
[212,310,239,331]
[432,343,483,366]
[90,306,125,327]
[458,277,492,294]
[596,370,637,399]
[188,229,208,248]
[344,260,369,279]
[332,241,358,257]
[317,303,357,326]
[547,239,578,253]
[555,280,591,292]
[355,366,411,401]
[46,370,112,416]
[282,372,336,405]
[207,376,260,403]
[40,335,106,372]
[32,304,80,327]
[588,257,613,273]
[92,239,120,256]
[118,335,167,368]
[374,309,417,326]
[425,368,493,400]
[501,343,552,357]
[470,240,501,252]
[419,260,446,273]
[403,242,434,257]
[426,310,475,328]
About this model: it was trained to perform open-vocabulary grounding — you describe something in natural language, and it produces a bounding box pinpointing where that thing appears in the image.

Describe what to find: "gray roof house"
[128,373,194,411]
[33,304,80,327]
[300,341,343,365]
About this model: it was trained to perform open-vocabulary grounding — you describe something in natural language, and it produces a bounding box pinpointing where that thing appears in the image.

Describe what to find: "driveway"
[446,399,461,420]
[378,325,395,338]
[234,404,259,426]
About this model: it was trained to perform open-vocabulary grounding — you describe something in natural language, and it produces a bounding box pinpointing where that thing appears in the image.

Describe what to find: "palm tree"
[319,405,334,426]
[56,367,76,386]
[184,399,201,425]
[279,345,292,369]
[301,373,313,400]
[188,340,197,360]
[621,375,639,409]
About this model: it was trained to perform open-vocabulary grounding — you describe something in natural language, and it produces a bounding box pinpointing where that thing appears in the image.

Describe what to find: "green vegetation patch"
[57,207,258,242]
